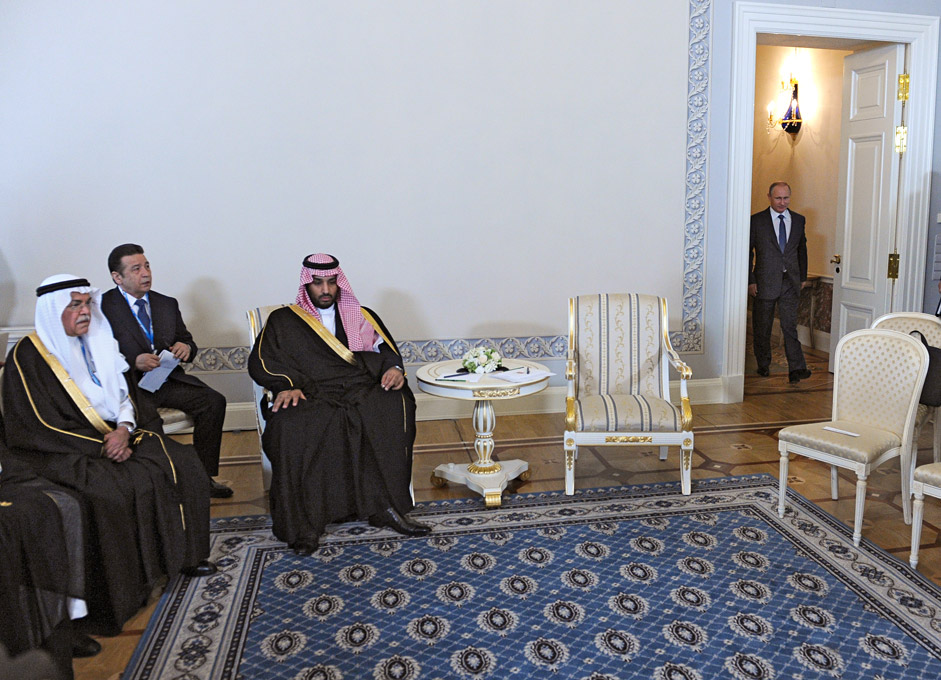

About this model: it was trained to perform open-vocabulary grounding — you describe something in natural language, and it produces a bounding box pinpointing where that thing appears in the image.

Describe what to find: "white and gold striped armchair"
[563,293,694,495]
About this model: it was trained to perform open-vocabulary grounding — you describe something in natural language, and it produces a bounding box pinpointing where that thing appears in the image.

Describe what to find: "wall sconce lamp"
[766,76,802,134]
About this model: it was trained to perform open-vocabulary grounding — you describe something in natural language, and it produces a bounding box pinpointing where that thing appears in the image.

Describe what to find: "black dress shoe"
[292,536,320,555]
[71,633,101,658]
[789,368,812,383]
[368,507,432,537]
[180,560,218,577]
[210,480,234,498]
[756,367,770,377]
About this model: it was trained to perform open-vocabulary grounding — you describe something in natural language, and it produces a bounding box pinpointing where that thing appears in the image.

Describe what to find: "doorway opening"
[722,4,937,403]
[745,37,893,378]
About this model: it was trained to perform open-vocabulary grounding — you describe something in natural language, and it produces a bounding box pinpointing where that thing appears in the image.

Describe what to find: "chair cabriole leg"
[778,447,789,518]
[853,473,867,547]
[910,485,925,569]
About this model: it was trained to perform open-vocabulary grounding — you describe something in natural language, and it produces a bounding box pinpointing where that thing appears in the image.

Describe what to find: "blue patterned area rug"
[124,475,941,679]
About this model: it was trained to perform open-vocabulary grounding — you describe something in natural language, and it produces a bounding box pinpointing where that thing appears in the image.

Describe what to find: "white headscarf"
[35,274,134,426]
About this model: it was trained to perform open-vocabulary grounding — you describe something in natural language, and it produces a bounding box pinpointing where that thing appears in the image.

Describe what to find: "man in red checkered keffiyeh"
[295,253,379,352]
[249,253,428,553]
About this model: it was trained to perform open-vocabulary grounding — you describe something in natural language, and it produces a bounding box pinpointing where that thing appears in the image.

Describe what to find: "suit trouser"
[153,378,226,477]
[752,275,806,373]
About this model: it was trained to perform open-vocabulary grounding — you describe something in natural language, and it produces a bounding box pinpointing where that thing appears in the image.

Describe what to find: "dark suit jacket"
[748,208,808,300]
[100,287,203,388]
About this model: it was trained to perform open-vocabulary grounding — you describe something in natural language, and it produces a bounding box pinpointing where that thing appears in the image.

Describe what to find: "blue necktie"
[78,336,101,386]
[778,214,787,253]
[135,298,153,345]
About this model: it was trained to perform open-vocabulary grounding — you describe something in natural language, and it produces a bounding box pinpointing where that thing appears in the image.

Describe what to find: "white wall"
[0,2,688,351]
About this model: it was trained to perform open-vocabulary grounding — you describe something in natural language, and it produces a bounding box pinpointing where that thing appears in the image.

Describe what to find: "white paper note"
[138,350,180,393]
[436,372,483,383]
[822,425,860,437]
[491,369,554,383]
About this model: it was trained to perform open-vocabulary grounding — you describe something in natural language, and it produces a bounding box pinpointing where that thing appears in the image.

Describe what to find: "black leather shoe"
[210,480,234,499]
[369,507,431,537]
[292,536,320,555]
[180,560,217,578]
[71,633,101,658]
[789,368,812,383]
[756,367,769,377]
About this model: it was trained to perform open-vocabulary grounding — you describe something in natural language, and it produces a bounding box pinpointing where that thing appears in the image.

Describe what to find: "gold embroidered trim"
[22,334,112,437]
[252,310,294,387]
[289,305,356,365]
[136,429,185,531]
[360,308,400,357]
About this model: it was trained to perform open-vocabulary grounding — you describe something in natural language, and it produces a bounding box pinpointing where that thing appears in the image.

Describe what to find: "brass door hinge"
[898,73,910,101]
[895,126,908,154]
[887,251,900,280]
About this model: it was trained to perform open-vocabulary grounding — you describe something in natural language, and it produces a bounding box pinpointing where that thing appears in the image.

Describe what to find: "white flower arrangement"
[461,347,502,374]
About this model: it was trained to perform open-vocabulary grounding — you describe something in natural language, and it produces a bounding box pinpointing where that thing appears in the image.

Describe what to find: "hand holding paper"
[138,350,180,392]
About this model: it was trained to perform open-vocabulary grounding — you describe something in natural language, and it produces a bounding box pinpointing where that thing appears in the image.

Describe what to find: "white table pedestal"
[417,359,549,507]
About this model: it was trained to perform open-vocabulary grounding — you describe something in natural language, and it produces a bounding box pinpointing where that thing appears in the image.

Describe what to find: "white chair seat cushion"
[157,407,191,427]
[778,420,900,464]
[914,462,941,486]
[575,394,681,432]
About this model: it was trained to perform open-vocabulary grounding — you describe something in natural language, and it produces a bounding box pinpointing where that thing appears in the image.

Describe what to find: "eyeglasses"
[65,300,94,312]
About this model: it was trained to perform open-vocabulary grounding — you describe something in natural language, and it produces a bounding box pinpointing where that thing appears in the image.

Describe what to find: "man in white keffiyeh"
[1,275,216,635]
[33,274,136,460]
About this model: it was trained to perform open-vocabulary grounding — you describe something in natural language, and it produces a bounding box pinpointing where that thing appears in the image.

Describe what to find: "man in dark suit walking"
[749,182,812,383]
[101,244,232,497]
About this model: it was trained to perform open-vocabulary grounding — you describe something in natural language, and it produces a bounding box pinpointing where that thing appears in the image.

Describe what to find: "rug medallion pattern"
[125,476,941,679]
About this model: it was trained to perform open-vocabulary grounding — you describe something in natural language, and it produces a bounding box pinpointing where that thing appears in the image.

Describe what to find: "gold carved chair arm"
[659,299,692,430]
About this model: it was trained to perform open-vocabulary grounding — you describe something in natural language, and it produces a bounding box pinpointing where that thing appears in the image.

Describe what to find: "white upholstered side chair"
[246,304,287,491]
[563,293,693,495]
[910,462,941,568]
[778,329,928,546]
[872,312,941,465]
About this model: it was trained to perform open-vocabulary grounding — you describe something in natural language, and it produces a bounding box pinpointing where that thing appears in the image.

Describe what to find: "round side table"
[416,359,550,507]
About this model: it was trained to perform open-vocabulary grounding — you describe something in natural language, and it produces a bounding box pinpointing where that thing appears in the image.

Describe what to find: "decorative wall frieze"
[679,0,711,353]
[189,346,250,373]
[188,336,568,373]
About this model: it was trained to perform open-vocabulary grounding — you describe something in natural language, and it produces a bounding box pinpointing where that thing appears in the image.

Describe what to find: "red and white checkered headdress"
[295,254,378,352]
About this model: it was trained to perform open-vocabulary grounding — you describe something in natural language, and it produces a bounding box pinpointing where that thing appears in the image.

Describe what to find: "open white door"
[829,44,905,369]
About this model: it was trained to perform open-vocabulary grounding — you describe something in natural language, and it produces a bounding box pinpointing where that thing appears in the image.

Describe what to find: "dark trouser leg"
[778,278,807,372]
[752,297,777,372]
[155,379,226,477]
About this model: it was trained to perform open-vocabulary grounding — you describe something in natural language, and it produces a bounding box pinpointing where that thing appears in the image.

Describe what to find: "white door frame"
[722,2,939,402]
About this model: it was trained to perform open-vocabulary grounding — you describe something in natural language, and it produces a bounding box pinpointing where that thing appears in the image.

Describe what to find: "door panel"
[829,44,904,369]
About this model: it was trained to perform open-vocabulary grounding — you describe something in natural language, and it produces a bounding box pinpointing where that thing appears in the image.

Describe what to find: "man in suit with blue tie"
[749,182,812,383]
[101,244,232,498]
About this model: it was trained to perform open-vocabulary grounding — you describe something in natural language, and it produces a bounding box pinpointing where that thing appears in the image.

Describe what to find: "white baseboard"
[222,402,260,432]
[812,329,830,352]
[221,378,729,430]
[414,378,728,421]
